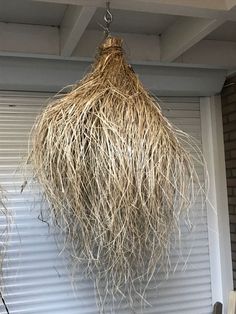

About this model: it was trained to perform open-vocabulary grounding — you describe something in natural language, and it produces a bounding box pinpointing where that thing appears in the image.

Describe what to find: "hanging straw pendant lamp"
[30,3,205,312]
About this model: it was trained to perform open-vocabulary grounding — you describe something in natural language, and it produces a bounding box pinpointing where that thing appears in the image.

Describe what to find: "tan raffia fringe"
[30,36,205,311]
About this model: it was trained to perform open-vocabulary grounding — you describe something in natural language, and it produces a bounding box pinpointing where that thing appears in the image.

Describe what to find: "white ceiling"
[206,21,236,41]
[0,0,235,41]
[88,8,177,35]
[0,0,66,26]
[0,0,235,71]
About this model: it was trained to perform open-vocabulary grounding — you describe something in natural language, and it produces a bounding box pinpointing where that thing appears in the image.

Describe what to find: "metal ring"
[104,10,112,24]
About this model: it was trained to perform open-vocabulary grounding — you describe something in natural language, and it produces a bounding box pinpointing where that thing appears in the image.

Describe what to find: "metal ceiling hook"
[104,1,113,37]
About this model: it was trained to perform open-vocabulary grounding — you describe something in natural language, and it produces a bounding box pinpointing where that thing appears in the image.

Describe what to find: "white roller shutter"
[0,92,212,314]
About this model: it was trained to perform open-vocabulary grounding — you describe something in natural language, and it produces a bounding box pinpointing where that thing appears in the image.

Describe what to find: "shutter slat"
[0,92,212,314]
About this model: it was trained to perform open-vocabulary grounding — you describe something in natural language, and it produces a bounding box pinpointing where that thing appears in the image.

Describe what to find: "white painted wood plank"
[0,20,232,69]
[226,0,236,9]
[200,96,233,313]
[60,5,96,56]
[160,17,224,62]
[177,40,236,68]
[0,22,59,55]
[0,55,226,95]
[29,0,228,19]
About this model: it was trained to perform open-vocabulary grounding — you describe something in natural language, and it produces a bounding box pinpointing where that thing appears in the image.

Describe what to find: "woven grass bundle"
[30,37,204,310]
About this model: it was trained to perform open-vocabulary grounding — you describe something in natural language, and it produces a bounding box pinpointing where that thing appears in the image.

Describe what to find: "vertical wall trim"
[200,96,233,313]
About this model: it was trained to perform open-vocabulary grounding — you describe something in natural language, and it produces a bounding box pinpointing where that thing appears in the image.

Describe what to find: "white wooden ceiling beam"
[30,0,229,19]
[32,0,227,11]
[0,25,161,64]
[160,17,225,62]
[30,0,225,9]
[226,0,236,9]
[0,54,226,96]
[60,5,96,56]
[0,22,235,70]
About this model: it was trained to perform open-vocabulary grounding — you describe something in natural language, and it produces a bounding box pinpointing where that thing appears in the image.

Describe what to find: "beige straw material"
[0,187,9,288]
[30,36,205,310]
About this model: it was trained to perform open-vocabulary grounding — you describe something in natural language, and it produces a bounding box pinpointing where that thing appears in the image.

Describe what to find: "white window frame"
[200,96,233,314]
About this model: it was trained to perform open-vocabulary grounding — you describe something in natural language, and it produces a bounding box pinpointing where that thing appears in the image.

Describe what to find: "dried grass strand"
[30,37,205,311]
[0,186,10,313]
